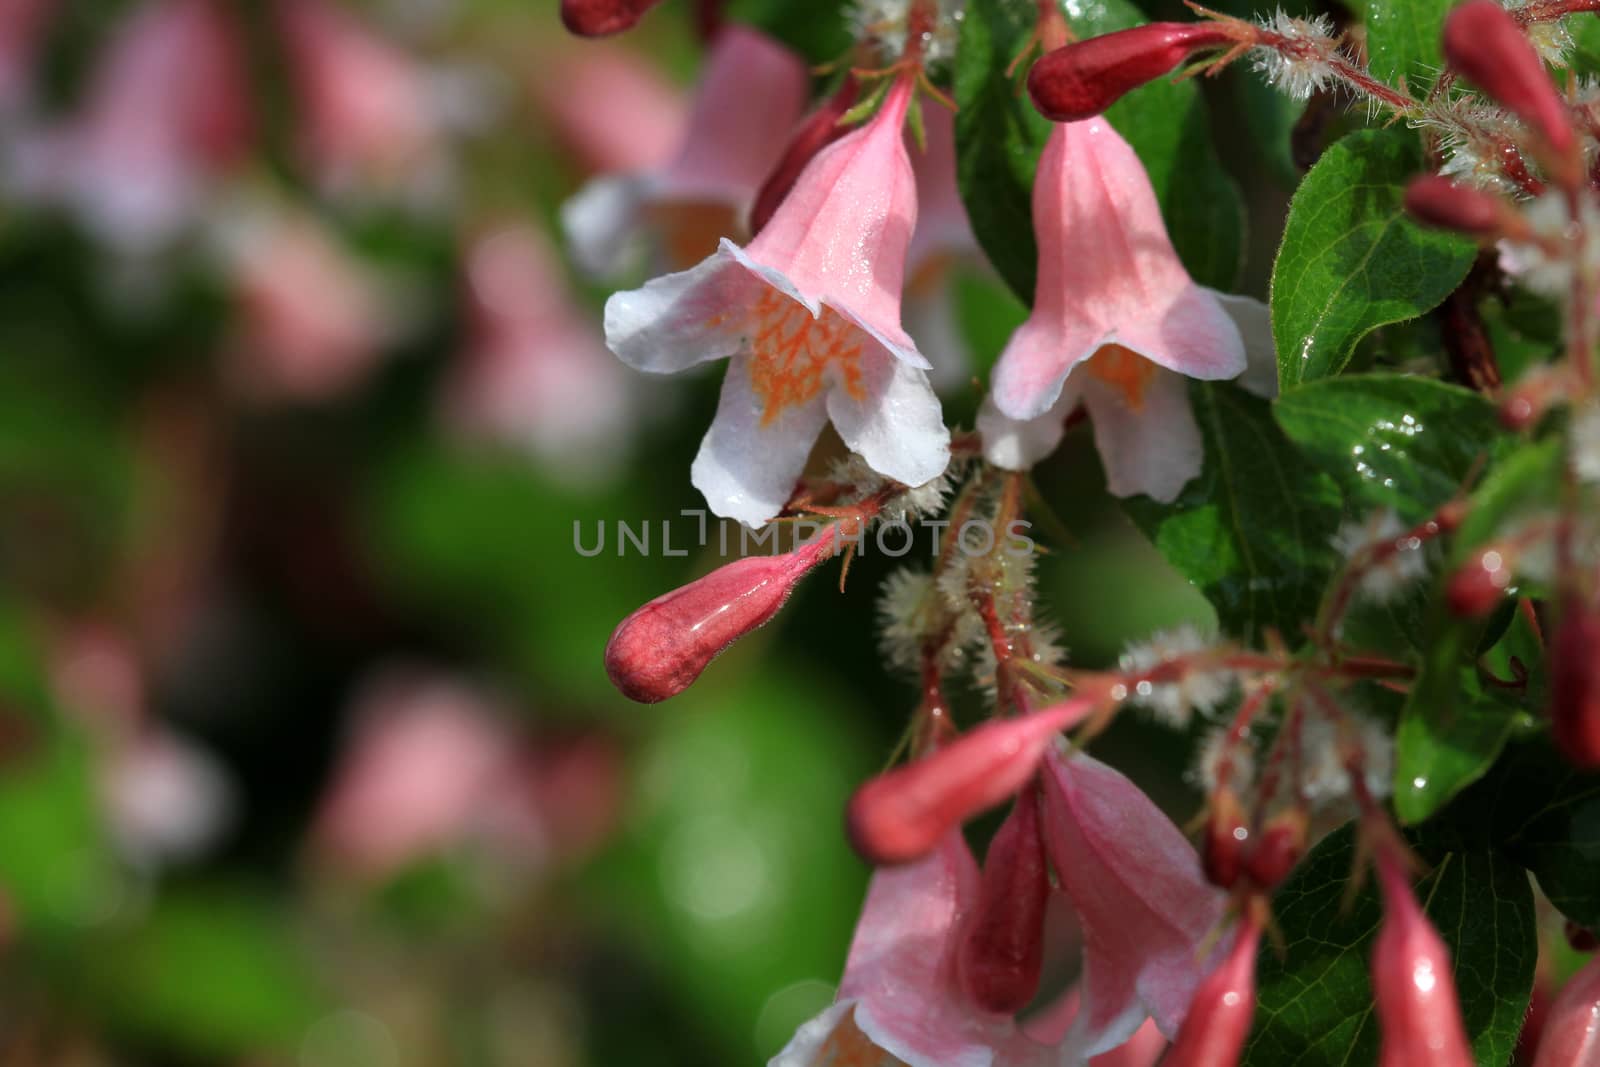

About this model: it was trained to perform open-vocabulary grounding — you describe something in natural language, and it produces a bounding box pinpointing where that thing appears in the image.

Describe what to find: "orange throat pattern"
[742,288,867,426]
[1084,344,1158,410]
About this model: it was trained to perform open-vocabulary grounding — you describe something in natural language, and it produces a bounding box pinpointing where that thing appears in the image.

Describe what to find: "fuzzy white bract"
[1191,723,1256,793]
[877,566,985,674]
[1416,100,1522,195]
[1500,192,1600,300]
[847,0,964,66]
[1332,509,1428,603]
[1503,0,1573,65]
[1299,711,1393,811]
[1251,11,1341,100]
[1119,624,1232,728]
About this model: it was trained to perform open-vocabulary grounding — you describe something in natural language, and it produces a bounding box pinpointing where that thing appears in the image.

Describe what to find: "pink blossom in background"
[529,43,686,175]
[605,77,949,526]
[563,25,809,279]
[903,103,983,391]
[441,223,636,482]
[0,0,55,120]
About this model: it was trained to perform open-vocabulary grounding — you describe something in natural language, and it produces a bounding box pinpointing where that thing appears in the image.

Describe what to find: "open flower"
[904,102,984,390]
[563,26,809,279]
[770,831,1055,1067]
[976,119,1270,502]
[605,77,951,526]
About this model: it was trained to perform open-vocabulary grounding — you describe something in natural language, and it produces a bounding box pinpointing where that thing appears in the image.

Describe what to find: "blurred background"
[0,0,1259,1063]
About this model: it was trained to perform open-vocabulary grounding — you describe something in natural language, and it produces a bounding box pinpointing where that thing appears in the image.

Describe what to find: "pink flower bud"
[1244,810,1307,891]
[604,537,834,703]
[1372,855,1475,1067]
[1446,546,1514,619]
[1162,913,1263,1067]
[1443,1,1577,166]
[846,698,1096,865]
[1550,599,1600,769]
[1404,176,1522,239]
[1202,787,1247,889]
[1533,955,1600,1067]
[750,75,859,237]
[958,783,1050,1014]
[560,0,664,37]
[1028,23,1234,122]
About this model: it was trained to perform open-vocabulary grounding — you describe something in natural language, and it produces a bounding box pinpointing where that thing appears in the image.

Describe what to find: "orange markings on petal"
[746,289,866,425]
[1085,344,1158,409]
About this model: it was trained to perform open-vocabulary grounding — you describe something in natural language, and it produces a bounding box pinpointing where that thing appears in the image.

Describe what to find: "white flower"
[1119,624,1232,728]
[1331,509,1429,603]
[1251,11,1341,100]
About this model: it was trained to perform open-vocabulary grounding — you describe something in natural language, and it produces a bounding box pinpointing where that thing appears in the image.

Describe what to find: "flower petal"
[1079,368,1203,503]
[603,243,758,374]
[977,390,1074,472]
[561,171,649,279]
[691,353,829,526]
[1111,282,1245,384]
[989,312,1111,421]
[827,349,951,491]
[1207,290,1278,399]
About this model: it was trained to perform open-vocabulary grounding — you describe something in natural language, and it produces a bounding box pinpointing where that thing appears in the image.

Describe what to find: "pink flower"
[441,224,635,481]
[277,0,439,196]
[1160,910,1262,1067]
[11,0,251,251]
[1532,954,1600,1067]
[770,831,1055,1067]
[0,0,55,120]
[904,103,984,390]
[605,78,951,526]
[530,44,686,175]
[1371,854,1475,1067]
[976,119,1271,502]
[563,26,809,280]
[1038,749,1228,1059]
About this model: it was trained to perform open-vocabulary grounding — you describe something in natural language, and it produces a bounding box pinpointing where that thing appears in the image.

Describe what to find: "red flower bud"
[1404,176,1522,239]
[1446,546,1514,618]
[1550,599,1600,769]
[560,0,664,37]
[1531,954,1600,1067]
[603,537,833,703]
[958,784,1051,1015]
[1028,23,1234,122]
[1202,788,1248,889]
[1244,810,1307,891]
[846,698,1096,865]
[750,76,860,237]
[1162,911,1263,1067]
[1372,856,1475,1067]
[1443,1,1577,167]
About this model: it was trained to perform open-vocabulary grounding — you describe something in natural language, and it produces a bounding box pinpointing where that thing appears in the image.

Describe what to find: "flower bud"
[750,76,859,236]
[1028,23,1234,122]
[1244,810,1307,891]
[603,536,833,703]
[1162,912,1263,1067]
[1550,599,1600,769]
[1372,855,1475,1067]
[1404,176,1523,239]
[1202,787,1248,889]
[1531,955,1600,1067]
[1446,546,1514,618]
[1443,1,1577,170]
[846,697,1096,865]
[560,0,664,37]
[958,784,1051,1015]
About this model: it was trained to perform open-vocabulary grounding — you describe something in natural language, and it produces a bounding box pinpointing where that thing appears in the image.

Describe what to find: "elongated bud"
[1532,955,1600,1067]
[1028,24,1234,121]
[604,536,834,703]
[1372,855,1475,1067]
[1446,546,1514,618]
[1244,810,1307,890]
[560,0,664,36]
[958,784,1051,1014]
[1202,787,1248,889]
[1404,176,1526,240]
[1162,910,1264,1067]
[750,76,859,236]
[846,698,1096,865]
[1443,2,1578,176]
[1550,599,1600,768]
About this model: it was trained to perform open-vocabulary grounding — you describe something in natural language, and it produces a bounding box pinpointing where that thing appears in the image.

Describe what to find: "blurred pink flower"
[605,77,950,526]
[11,0,251,250]
[215,206,386,403]
[976,119,1270,502]
[1038,749,1227,1060]
[441,223,636,481]
[1532,954,1600,1067]
[278,0,441,197]
[530,43,686,175]
[563,25,809,279]
[904,103,982,391]
[0,0,55,119]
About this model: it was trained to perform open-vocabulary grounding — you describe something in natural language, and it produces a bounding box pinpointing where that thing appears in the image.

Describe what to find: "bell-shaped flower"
[770,830,1055,1067]
[1038,748,1228,1060]
[976,119,1269,502]
[564,26,809,280]
[605,77,951,526]
[904,103,984,390]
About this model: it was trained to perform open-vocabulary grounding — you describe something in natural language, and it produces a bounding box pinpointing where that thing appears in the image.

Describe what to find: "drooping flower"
[1038,748,1228,1060]
[770,830,1055,1067]
[563,26,809,279]
[904,102,985,390]
[605,76,951,526]
[1371,853,1475,1067]
[977,119,1265,502]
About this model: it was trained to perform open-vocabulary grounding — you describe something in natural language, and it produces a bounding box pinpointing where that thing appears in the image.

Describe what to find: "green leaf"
[1363,0,1449,93]
[1123,383,1342,642]
[1393,439,1566,822]
[1243,825,1536,1067]
[954,0,1244,303]
[1273,129,1477,387]
[723,0,850,65]
[1274,374,1508,523]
